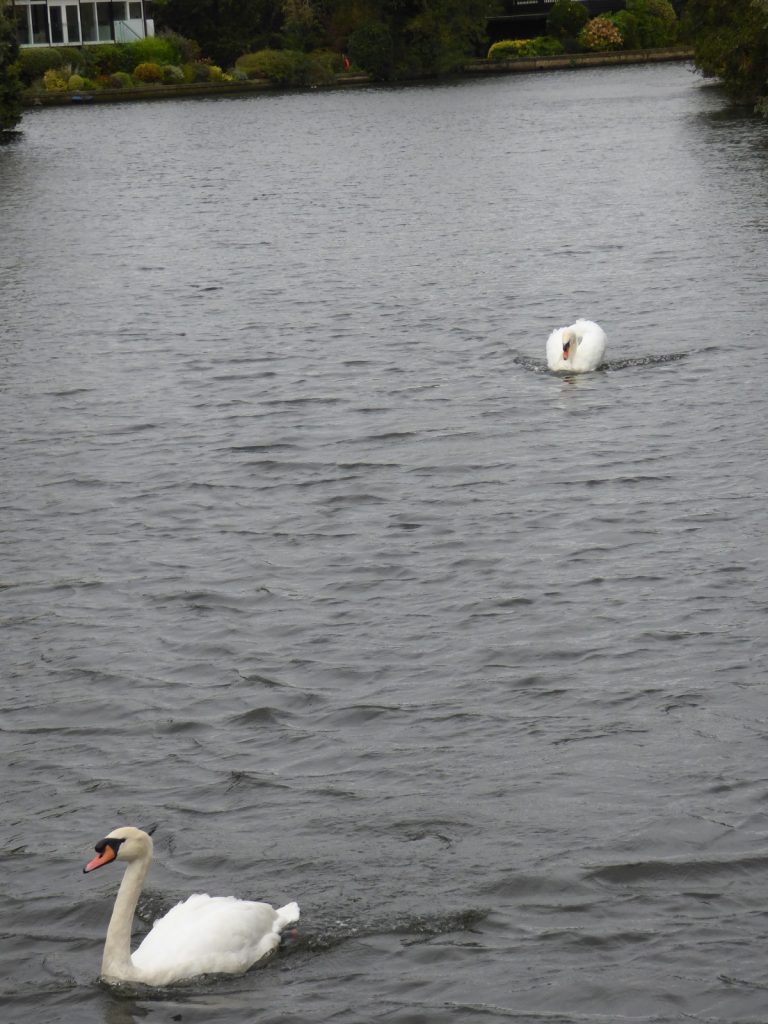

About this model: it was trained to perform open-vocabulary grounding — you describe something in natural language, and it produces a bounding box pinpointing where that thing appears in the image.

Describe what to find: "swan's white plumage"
[546,319,607,372]
[84,826,299,986]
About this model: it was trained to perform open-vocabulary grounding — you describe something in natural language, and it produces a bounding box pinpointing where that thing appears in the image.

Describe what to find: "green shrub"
[81,43,132,75]
[107,71,134,89]
[156,30,200,64]
[311,49,345,75]
[347,21,394,81]
[133,61,164,82]
[235,49,332,87]
[625,0,678,47]
[547,0,590,40]
[488,37,564,60]
[607,11,641,49]
[67,72,86,90]
[578,16,624,51]
[182,60,212,82]
[126,35,182,66]
[18,47,63,85]
[57,46,84,69]
[42,67,68,91]
[162,64,185,83]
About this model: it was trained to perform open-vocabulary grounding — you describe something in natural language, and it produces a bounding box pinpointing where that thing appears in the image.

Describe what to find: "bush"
[81,43,131,75]
[234,49,333,87]
[18,47,63,85]
[133,61,164,82]
[488,37,564,60]
[607,10,641,49]
[67,72,86,90]
[578,16,624,51]
[126,35,182,66]
[107,71,134,89]
[42,67,68,91]
[347,21,394,81]
[157,30,200,64]
[311,49,345,75]
[547,0,590,40]
[625,0,678,47]
[182,60,212,82]
[162,64,185,83]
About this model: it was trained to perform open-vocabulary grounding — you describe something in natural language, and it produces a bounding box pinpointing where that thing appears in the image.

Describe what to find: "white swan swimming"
[546,319,607,372]
[84,825,299,985]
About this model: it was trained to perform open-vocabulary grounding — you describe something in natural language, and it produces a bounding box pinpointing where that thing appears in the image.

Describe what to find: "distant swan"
[84,825,299,985]
[546,319,607,372]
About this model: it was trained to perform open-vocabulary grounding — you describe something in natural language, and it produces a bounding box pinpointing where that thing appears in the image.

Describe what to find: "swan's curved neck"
[102,854,151,980]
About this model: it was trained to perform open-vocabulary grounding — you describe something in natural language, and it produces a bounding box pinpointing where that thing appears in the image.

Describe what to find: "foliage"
[133,62,165,82]
[155,0,490,78]
[17,46,63,85]
[625,0,678,47]
[488,37,564,60]
[163,64,186,82]
[235,48,333,85]
[606,10,641,49]
[108,71,135,89]
[67,73,86,91]
[57,47,85,68]
[129,35,184,66]
[395,0,492,77]
[347,20,393,79]
[684,0,768,106]
[282,0,321,51]
[154,0,284,67]
[578,16,624,51]
[546,0,589,40]
[43,67,69,91]
[0,6,22,130]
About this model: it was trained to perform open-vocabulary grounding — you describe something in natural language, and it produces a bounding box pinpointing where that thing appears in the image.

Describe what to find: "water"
[2,62,768,1024]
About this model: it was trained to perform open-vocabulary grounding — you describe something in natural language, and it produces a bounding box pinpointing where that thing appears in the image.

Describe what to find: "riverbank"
[22,47,693,107]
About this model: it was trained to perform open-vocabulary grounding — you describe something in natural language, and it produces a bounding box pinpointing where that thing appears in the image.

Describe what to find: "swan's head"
[561,329,577,359]
[83,826,154,873]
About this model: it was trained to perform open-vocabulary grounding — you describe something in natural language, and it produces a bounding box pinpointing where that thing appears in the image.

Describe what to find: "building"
[7,0,153,47]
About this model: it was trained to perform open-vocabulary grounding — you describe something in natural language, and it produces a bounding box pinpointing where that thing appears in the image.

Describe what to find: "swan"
[546,319,607,372]
[83,825,299,985]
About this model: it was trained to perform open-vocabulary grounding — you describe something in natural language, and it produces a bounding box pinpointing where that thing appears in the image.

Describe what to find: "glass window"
[66,5,81,42]
[30,3,48,44]
[15,6,31,46]
[81,3,97,41]
[129,2,142,19]
[112,2,126,19]
[97,1,112,40]
[49,5,64,44]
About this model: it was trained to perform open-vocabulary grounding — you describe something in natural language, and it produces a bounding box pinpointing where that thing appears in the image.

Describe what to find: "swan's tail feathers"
[275,901,300,931]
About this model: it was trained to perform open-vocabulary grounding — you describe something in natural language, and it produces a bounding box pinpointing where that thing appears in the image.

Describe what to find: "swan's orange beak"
[562,342,571,358]
[84,844,117,873]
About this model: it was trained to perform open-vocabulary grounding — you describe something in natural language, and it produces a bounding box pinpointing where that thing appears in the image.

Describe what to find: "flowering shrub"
[133,62,164,83]
[578,17,624,51]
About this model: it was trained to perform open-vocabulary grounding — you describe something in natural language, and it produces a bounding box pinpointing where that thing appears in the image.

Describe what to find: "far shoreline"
[22,46,694,108]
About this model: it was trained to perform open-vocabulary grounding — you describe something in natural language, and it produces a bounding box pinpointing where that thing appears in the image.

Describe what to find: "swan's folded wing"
[131,894,293,982]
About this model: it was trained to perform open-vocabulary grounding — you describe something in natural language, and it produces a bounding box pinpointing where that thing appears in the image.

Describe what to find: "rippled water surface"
[3,62,768,1024]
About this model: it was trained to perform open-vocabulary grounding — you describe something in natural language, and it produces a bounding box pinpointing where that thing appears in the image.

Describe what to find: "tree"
[684,0,768,108]
[0,5,23,133]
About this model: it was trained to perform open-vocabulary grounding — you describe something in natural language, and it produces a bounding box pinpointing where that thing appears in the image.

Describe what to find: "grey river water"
[2,61,768,1024]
